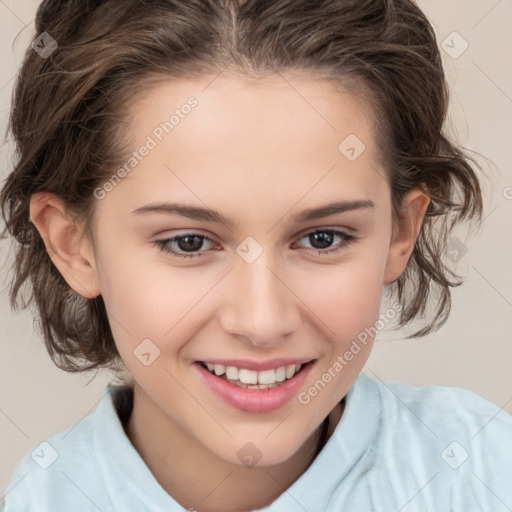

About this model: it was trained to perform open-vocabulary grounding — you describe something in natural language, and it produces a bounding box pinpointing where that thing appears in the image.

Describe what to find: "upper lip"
[197,358,316,372]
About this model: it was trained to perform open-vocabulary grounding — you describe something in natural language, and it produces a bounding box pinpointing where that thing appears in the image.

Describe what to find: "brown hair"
[0,0,484,379]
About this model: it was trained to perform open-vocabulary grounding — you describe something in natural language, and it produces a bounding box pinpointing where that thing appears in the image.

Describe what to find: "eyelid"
[294,224,357,238]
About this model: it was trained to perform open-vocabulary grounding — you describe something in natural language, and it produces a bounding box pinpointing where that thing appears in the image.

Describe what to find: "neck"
[123,386,344,512]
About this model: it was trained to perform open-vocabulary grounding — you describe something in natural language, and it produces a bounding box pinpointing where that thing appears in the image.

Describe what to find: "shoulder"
[375,375,512,439]
[326,374,512,510]
[360,373,512,505]
[1,387,120,512]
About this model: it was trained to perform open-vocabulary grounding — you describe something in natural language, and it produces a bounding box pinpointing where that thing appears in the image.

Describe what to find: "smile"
[200,362,303,389]
[194,359,316,413]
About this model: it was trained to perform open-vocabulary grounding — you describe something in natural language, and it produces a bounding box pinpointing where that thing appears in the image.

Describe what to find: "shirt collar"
[93,372,381,511]
[253,372,382,510]
[92,383,180,510]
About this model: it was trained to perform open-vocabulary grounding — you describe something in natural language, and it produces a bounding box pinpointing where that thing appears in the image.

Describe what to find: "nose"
[218,251,300,348]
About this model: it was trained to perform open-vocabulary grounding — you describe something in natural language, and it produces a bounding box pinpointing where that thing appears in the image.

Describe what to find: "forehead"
[110,73,387,215]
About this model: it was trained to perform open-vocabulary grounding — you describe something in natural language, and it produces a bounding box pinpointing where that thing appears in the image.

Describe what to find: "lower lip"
[194,361,315,413]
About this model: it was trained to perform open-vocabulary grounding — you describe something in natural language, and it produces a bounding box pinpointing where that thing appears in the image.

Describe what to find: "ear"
[383,188,430,286]
[29,192,101,298]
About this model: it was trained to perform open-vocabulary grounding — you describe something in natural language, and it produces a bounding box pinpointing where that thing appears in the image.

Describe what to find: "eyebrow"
[130,199,375,227]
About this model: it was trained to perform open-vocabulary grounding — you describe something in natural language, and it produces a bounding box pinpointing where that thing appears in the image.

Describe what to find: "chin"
[208,432,308,468]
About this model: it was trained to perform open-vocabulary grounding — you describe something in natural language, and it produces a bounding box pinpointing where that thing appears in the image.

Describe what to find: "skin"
[29,72,430,512]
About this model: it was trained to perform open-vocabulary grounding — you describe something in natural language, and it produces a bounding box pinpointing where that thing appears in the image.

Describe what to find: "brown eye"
[154,233,215,259]
[295,229,357,255]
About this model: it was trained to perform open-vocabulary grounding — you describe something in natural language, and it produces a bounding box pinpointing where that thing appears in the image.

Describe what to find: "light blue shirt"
[2,372,511,511]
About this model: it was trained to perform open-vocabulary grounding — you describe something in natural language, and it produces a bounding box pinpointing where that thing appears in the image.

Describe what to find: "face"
[34,72,428,467]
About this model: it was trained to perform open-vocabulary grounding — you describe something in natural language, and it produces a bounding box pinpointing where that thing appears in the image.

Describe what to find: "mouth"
[198,360,311,389]
[193,359,316,413]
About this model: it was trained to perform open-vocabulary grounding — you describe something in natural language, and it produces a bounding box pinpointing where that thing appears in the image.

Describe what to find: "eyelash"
[154,228,357,260]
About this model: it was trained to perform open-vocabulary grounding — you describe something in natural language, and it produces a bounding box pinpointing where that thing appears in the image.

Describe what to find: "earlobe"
[383,188,431,286]
[29,192,101,298]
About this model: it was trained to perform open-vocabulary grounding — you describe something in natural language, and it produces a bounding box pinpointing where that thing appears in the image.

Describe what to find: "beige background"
[1,0,511,494]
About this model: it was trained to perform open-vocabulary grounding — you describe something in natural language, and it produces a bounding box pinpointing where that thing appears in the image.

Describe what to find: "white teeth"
[285,364,297,379]
[274,366,286,382]
[258,369,276,385]
[239,368,258,384]
[225,366,239,380]
[213,364,225,376]
[203,362,304,384]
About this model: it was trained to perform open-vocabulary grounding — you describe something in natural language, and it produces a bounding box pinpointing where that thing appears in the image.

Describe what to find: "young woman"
[2,1,510,510]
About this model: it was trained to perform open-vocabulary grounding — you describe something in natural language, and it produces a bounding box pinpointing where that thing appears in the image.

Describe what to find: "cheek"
[293,252,387,338]
[96,245,220,360]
